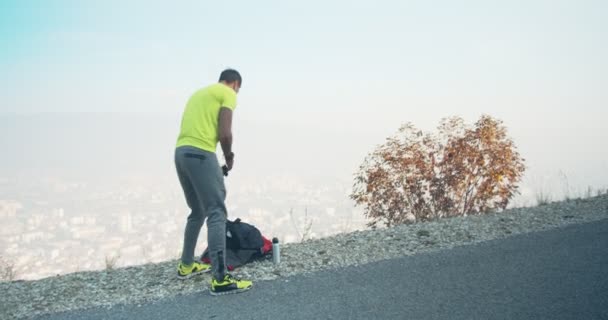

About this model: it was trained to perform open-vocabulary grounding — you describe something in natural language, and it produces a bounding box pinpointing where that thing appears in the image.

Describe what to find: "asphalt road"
[39,219,608,320]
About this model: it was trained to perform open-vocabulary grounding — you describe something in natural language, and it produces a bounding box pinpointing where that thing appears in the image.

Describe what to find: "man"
[174,69,252,295]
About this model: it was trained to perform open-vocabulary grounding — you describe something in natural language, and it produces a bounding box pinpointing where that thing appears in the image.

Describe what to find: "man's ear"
[231,82,240,93]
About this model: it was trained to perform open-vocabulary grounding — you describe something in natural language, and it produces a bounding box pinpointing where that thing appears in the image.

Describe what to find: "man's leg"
[175,147,207,265]
[195,156,252,295]
[194,155,227,281]
[205,182,228,281]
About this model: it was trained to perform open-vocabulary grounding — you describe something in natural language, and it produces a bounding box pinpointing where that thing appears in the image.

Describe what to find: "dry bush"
[0,256,17,282]
[104,253,121,271]
[290,207,314,242]
[351,115,525,227]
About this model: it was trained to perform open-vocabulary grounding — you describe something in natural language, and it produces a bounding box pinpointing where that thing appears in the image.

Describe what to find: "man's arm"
[218,107,234,169]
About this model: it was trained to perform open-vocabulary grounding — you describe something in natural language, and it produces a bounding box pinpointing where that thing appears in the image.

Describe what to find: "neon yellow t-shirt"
[176,83,237,152]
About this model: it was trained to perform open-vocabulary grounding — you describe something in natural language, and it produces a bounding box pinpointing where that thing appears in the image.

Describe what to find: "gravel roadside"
[2,195,607,320]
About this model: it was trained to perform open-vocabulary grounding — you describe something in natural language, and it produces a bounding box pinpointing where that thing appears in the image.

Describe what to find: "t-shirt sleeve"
[221,88,237,111]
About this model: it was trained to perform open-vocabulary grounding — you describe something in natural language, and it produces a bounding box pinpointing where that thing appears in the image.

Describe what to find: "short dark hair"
[219,69,242,86]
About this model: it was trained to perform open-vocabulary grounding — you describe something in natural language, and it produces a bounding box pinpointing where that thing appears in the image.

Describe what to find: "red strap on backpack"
[262,236,273,254]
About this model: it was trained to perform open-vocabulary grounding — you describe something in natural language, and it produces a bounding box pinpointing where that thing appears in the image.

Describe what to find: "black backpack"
[226,218,264,251]
[200,218,271,270]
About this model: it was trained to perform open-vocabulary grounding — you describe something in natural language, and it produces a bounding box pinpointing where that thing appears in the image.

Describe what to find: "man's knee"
[187,210,205,225]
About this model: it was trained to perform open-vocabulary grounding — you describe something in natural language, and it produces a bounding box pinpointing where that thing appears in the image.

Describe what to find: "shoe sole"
[209,286,252,296]
[177,268,211,280]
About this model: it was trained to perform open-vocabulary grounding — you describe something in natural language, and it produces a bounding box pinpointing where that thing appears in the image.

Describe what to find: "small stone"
[417,230,431,237]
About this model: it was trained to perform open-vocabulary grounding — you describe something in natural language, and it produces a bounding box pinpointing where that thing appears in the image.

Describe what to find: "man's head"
[219,69,242,93]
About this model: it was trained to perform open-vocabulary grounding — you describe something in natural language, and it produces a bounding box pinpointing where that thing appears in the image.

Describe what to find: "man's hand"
[224,152,234,171]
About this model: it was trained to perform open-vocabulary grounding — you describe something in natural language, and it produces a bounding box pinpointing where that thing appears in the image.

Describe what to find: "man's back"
[176,83,237,153]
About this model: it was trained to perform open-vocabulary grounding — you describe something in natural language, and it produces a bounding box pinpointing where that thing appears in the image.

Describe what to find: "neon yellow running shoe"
[177,261,211,280]
[210,274,253,296]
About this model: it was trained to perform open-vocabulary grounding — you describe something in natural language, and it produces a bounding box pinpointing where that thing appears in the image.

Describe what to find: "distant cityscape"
[0,174,367,281]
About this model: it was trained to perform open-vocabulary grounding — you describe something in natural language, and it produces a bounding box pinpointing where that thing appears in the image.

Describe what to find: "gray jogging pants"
[175,145,227,280]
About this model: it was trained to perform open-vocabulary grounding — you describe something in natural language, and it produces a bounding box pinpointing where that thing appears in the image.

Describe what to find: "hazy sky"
[1,0,607,201]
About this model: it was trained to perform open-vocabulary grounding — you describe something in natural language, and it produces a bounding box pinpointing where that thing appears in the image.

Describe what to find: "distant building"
[120,213,133,233]
[52,208,65,218]
[70,216,85,225]
[0,200,22,218]
[21,231,47,243]
[72,226,106,239]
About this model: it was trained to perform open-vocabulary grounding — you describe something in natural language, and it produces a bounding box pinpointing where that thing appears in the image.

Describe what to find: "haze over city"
[1,0,607,280]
